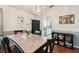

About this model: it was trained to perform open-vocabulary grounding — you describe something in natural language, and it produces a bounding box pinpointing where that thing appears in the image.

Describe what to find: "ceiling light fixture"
[32,5,45,16]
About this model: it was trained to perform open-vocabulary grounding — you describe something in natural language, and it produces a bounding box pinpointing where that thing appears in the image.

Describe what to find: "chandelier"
[32,6,45,16]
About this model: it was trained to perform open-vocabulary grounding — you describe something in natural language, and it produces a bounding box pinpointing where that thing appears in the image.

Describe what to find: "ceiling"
[8,5,53,15]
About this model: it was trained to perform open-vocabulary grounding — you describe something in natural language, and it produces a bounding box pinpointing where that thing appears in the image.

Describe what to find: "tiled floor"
[53,45,79,53]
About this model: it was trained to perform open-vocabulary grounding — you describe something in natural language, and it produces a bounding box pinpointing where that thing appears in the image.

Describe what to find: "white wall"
[0,6,34,32]
[41,5,79,47]
[0,9,3,35]
[41,5,79,32]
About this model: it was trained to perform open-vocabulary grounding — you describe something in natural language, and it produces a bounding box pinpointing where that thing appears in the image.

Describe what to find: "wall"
[0,6,34,35]
[0,8,3,35]
[41,5,79,48]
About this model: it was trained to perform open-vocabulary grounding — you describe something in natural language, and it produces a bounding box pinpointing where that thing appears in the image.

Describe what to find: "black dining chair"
[35,39,55,53]
[35,30,41,35]
[14,30,23,34]
[2,37,24,53]
[46,39,55,53]
[0,36,5,53]
[2,37,11,53]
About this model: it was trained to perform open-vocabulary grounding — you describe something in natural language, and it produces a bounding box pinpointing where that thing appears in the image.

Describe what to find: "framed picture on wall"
[59,14,75,24]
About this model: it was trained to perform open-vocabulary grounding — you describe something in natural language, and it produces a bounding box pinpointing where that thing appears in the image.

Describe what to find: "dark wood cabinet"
[52,32,73,49]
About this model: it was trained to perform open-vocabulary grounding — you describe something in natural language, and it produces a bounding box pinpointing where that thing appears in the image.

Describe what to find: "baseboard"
[74,45,79,49]
[62,42,79,49]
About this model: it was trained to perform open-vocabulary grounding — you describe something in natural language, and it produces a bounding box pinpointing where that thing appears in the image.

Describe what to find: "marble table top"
[7,34,47,53]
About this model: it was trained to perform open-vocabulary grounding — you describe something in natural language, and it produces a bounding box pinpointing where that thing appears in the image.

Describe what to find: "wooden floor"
[53,45,79,53]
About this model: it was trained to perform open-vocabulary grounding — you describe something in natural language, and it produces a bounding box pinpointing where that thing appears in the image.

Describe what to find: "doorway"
[42,16,52,39]
[32,20,40,35]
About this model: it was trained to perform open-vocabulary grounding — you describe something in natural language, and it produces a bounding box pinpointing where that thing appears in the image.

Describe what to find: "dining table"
[6,34,47,53]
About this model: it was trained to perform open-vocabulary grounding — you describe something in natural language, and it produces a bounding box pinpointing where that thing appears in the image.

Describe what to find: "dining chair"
[52,33,59,44]
[35,30,41,35]
[46,39,55,53]
[0,36,5,53]
[2,37,11,53]
[2,37,24,53]
[14,30,23,34]
[35,39,55,53]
